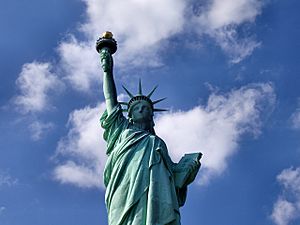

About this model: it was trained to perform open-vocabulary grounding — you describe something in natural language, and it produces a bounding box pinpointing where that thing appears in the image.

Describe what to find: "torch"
[96,31,117,72]
[96,31,117,54]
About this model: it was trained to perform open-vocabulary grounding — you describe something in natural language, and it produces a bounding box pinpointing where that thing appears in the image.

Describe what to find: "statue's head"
[128,100,153,124]
[121,80,167,132]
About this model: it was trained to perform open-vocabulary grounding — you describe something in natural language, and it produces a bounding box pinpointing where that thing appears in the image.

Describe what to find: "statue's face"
[130,100,153,123]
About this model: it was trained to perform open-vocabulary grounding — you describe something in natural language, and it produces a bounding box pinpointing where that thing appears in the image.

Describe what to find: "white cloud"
[81,0,185,53]
[271,199,297,225]
[155,83,275,183]
[57,36,100,91]
[277,167,300,194]
[56,0,266,92]
[53,83,275,188]
[53,103,107,188]
[29,120,54,141]
[193,0,263,63]
[14,62,63,113]
[13,62,62,140]
[58,0,265,92]
[78,0,265,67]
[16,0,267,94]
[54,161,101,188]
[271,167,300,225]
[197,0,262,29]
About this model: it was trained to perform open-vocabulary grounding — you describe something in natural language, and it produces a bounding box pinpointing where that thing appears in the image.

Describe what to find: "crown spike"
[153,97,167,105]
[153,108,168,112]
[147,85,158,98]
[122,85,134,98]
[138,79,143,95]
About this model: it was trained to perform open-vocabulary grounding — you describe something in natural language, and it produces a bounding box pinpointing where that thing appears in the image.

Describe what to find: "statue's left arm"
[173,153,201,188]
[158,142,201,187]
[159,146,201,207]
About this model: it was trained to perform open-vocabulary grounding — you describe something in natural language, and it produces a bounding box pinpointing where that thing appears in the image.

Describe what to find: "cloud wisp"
[53,83,275,188]
[0,171,18,188]
[290,99,300,129]
[14,62,63,114]
[271,167,300,225]
[193,0,263,63]
[29,121,55,141]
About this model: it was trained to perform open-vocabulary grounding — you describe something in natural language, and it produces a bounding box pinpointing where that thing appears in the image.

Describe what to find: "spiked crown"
[120,79,167,117]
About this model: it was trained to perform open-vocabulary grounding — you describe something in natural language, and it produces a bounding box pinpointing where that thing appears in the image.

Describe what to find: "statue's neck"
[132,121,153,133]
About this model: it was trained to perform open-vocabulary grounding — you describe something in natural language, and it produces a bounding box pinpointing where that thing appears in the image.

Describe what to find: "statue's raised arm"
[96,31,118,115]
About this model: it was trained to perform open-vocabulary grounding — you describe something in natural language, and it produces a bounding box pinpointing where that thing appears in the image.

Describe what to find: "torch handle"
[100,47,113,73]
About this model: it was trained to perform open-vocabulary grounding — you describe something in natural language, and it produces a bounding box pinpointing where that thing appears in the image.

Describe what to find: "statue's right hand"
[100,48,113,72]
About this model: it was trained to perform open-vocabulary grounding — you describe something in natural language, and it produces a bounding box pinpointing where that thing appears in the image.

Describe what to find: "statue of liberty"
[96,31,202,225]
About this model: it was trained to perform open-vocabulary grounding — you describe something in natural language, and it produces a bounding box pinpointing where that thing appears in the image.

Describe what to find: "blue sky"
[1,0,300,225]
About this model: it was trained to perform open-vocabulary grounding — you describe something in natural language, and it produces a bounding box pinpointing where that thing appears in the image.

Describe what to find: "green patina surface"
[97,32,201,225]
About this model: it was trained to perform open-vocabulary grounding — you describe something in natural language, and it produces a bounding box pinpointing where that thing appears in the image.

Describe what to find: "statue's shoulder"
[153,134,168,150]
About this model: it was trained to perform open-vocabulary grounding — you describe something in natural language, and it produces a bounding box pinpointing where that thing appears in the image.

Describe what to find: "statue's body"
[97,32,201,225]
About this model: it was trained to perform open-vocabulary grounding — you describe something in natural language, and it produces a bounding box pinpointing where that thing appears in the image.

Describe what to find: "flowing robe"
[101,105,186,225]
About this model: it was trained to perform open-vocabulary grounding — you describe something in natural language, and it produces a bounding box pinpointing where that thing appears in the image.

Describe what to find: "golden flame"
[102,31,113,39]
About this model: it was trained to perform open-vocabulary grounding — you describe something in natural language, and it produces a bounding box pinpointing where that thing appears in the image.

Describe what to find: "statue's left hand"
[187,160,201,184]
